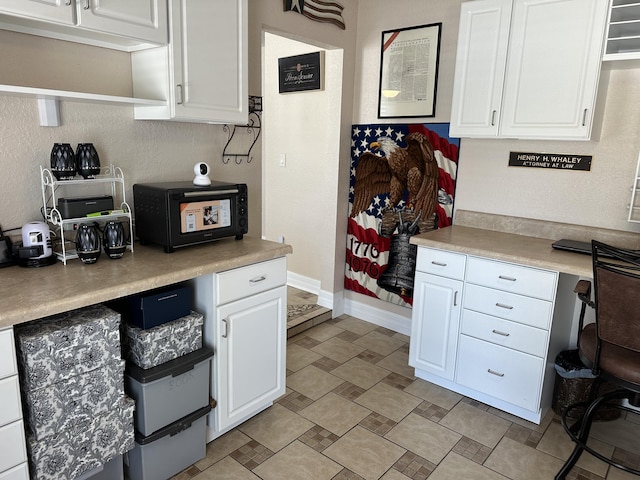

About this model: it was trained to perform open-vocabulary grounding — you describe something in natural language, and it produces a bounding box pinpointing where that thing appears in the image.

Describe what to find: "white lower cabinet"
[191,257,287,441]
[0,329,28,479]
[409,272,463,381]
[410,247,568,423]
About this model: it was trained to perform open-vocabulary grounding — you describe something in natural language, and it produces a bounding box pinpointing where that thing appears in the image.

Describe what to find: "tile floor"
[170,300,640,480]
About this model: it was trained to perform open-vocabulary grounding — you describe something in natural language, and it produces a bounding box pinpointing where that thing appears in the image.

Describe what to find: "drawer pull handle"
[495,303,514,310]
[498,275,517,282]
[492,329,510,337]
[250,275,267,283]
[454,291,458,306]
[488,369,505,377]
[431,261,447,267]
[158,293,178,302]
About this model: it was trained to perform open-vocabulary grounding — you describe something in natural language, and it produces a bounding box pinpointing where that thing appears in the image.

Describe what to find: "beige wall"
[248,0,358,304]
[0,30,262,242]
[352,0,640,234]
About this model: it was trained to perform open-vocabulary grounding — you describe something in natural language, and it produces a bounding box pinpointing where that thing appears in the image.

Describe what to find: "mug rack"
[40,165,134,264]
[221,96,262,165]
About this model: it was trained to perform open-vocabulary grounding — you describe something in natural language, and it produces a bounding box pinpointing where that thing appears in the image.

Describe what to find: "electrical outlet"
[279,153,286,167]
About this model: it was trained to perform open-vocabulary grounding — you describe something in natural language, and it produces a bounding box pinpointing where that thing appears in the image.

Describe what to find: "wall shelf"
[604,0,640,60]
[1,84,167,126]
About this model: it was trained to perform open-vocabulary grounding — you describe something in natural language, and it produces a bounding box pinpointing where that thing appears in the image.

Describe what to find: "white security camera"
[193,162,211,186]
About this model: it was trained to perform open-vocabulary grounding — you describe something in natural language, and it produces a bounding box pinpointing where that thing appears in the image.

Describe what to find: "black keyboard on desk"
[551,239,639,259]
[551,239,593,255]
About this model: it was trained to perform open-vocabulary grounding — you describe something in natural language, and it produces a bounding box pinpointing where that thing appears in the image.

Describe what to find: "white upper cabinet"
[76,0,167,45]
[131,0,248,124]
[0,0,75,24]
[0,0,167,50]
[450,0,609,140]
[450,0,512,138]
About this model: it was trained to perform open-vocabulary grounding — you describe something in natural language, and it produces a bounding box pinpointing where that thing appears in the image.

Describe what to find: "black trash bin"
[552,349,620,421]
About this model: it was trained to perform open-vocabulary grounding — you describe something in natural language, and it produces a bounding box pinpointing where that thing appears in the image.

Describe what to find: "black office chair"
[556,240,640,479]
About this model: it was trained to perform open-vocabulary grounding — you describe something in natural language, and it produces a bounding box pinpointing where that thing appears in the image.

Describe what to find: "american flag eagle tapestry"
[345,123,460,307]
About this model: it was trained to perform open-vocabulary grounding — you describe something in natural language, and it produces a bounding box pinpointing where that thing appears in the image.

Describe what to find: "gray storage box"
[15,304,121,392]
[123,311,203,369]
[77,454,124,480]
[27,396,135,480]
[25,359,125,440]
[125,347,213,436]
[125,406,211,480]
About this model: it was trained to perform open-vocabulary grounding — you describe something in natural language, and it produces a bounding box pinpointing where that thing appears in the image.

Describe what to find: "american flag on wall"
[345,123,460,307]
[283,0,346,30]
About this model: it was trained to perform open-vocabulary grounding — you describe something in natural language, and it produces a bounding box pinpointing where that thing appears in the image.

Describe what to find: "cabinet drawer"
[0,421,27,472]
[460,309,548,358]
[463,284,553,330]
[0,463,29,480]
[416,248,466,280]
[456,335,543,412]
[216,257,287,305]
[466,257,557,300]
[0,376,22,427]
[0,329,17,380]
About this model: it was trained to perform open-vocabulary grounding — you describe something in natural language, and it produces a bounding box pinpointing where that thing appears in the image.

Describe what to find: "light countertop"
[0,236,292,329]
[410,225,594,278]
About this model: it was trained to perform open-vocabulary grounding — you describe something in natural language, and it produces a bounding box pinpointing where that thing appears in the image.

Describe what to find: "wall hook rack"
[222,98,262,164]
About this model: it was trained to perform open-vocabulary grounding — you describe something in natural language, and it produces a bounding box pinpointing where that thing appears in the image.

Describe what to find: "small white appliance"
[21,221,53,259]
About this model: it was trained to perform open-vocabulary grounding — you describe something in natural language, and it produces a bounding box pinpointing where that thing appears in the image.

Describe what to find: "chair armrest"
[574,280,595,308]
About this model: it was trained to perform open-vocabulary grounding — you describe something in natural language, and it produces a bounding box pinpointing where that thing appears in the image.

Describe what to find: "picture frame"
[278,52,324,94]
[377,23,442,118]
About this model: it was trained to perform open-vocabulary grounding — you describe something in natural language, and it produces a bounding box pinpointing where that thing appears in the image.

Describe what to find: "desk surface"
[410,225,593,278]
[0,237,292,329]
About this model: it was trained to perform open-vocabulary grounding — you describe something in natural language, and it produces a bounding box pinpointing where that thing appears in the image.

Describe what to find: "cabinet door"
[77,0,167,44]
[172,0,247,123]
[216,285,286,431]
[500,0,608,139]
[409,272,462,380]
[0,0,75,24]
[450,0,512,138]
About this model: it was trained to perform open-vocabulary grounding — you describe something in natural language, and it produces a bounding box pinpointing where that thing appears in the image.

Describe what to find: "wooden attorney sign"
[509,151,592,171]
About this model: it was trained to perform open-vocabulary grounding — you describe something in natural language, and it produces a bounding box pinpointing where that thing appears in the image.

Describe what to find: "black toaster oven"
[133,181,248,253]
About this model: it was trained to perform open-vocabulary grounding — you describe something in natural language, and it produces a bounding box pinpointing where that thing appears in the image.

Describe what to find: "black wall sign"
[278,52,323,93]
[509,151,592,171]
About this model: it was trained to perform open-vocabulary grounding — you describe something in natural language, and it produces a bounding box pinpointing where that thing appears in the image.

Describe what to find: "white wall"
[0,30,262,240]
[263,34,343,295]
[248,1,358,306]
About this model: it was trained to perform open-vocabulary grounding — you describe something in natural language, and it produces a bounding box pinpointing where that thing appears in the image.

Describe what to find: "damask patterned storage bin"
[123,311,203,369]
[24,359,125,441]
[26,395,135,480]
[14,304,121,392]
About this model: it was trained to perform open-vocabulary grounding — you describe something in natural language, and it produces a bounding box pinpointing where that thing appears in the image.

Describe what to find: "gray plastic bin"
[125,406,211,480]
[125,347,213,436]
[77,455,124,480]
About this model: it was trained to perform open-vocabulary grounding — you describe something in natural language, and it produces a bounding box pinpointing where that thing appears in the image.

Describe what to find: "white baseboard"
[343,298,411,336]
[287,271,321,295]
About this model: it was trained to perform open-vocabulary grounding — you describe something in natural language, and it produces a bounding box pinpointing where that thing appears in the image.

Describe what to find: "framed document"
[378,23,442,118]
